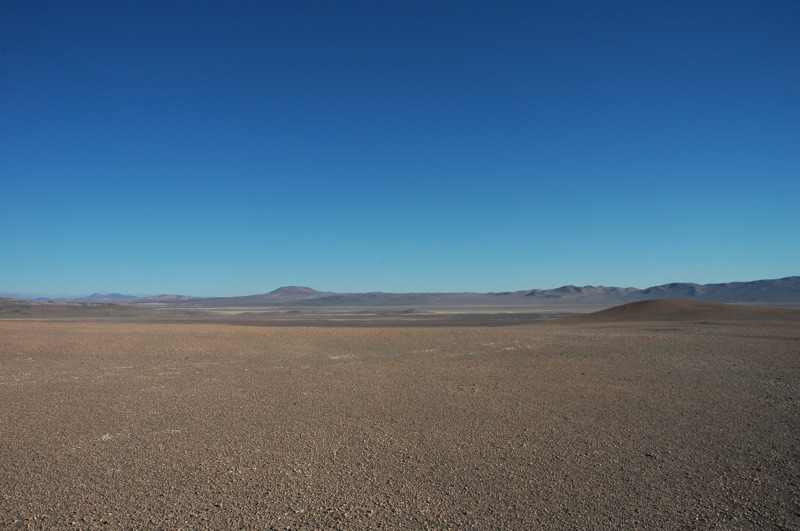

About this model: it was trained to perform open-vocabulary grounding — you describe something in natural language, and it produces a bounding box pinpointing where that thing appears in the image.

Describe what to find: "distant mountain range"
[0,292,196,304]
[3,276,797,307]
[78,293,196,304]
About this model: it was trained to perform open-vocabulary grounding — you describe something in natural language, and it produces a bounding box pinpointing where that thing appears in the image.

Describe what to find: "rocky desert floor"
[1,313,798,529]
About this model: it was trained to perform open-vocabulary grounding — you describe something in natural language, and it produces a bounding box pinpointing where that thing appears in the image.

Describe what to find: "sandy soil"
[1,317,798,529]
[0,299,583,327]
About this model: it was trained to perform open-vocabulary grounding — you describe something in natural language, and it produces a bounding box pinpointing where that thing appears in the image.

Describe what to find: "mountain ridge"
[2,276,798,307]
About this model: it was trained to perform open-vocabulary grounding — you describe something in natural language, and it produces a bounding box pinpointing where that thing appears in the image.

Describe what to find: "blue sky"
[2,1,798,296]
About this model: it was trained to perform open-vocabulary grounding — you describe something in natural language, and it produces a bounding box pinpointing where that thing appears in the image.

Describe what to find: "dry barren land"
[1,311,799,529]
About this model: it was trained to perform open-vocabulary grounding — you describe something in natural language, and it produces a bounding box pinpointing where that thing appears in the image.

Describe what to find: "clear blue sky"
[2,1,798,296]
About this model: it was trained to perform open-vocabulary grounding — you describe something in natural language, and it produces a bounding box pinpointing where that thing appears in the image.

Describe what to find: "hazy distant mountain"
[72,293,196,304]
[173,276,799,307]
[518,285,639,304]
[76,293,140,303]
[526,277,800,305]
[2,276,798,307]
[0,291,75,302]
[0,292,196,303]
[267,286,327,299]
[636,277,800,304]
[134,294,196,303]
[176,286,332,307]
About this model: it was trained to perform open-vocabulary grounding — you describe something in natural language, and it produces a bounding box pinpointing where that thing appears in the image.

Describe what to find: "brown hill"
[555,299,800,325]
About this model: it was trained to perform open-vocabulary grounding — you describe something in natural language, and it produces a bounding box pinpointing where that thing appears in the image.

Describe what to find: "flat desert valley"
[1,302,799,529]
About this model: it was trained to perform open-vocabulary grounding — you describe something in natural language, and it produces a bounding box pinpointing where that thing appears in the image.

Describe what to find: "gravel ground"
[1,320,798,529]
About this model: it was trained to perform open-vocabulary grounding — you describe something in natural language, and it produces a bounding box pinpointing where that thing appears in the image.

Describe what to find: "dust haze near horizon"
[2,1,798,297]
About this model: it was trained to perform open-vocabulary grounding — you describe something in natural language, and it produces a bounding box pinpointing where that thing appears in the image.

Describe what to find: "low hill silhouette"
[555,299,800,324]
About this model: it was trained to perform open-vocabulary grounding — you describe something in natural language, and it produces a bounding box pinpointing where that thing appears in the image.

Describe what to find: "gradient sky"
[2,1,798,296]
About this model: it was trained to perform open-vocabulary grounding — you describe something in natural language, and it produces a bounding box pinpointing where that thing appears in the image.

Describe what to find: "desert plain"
[1,301,799,529]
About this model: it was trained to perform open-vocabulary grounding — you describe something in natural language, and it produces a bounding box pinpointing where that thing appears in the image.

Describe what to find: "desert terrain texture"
[1,300,799,529]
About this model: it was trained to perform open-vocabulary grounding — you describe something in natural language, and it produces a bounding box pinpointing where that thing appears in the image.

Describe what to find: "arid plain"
[1,302,799,529]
